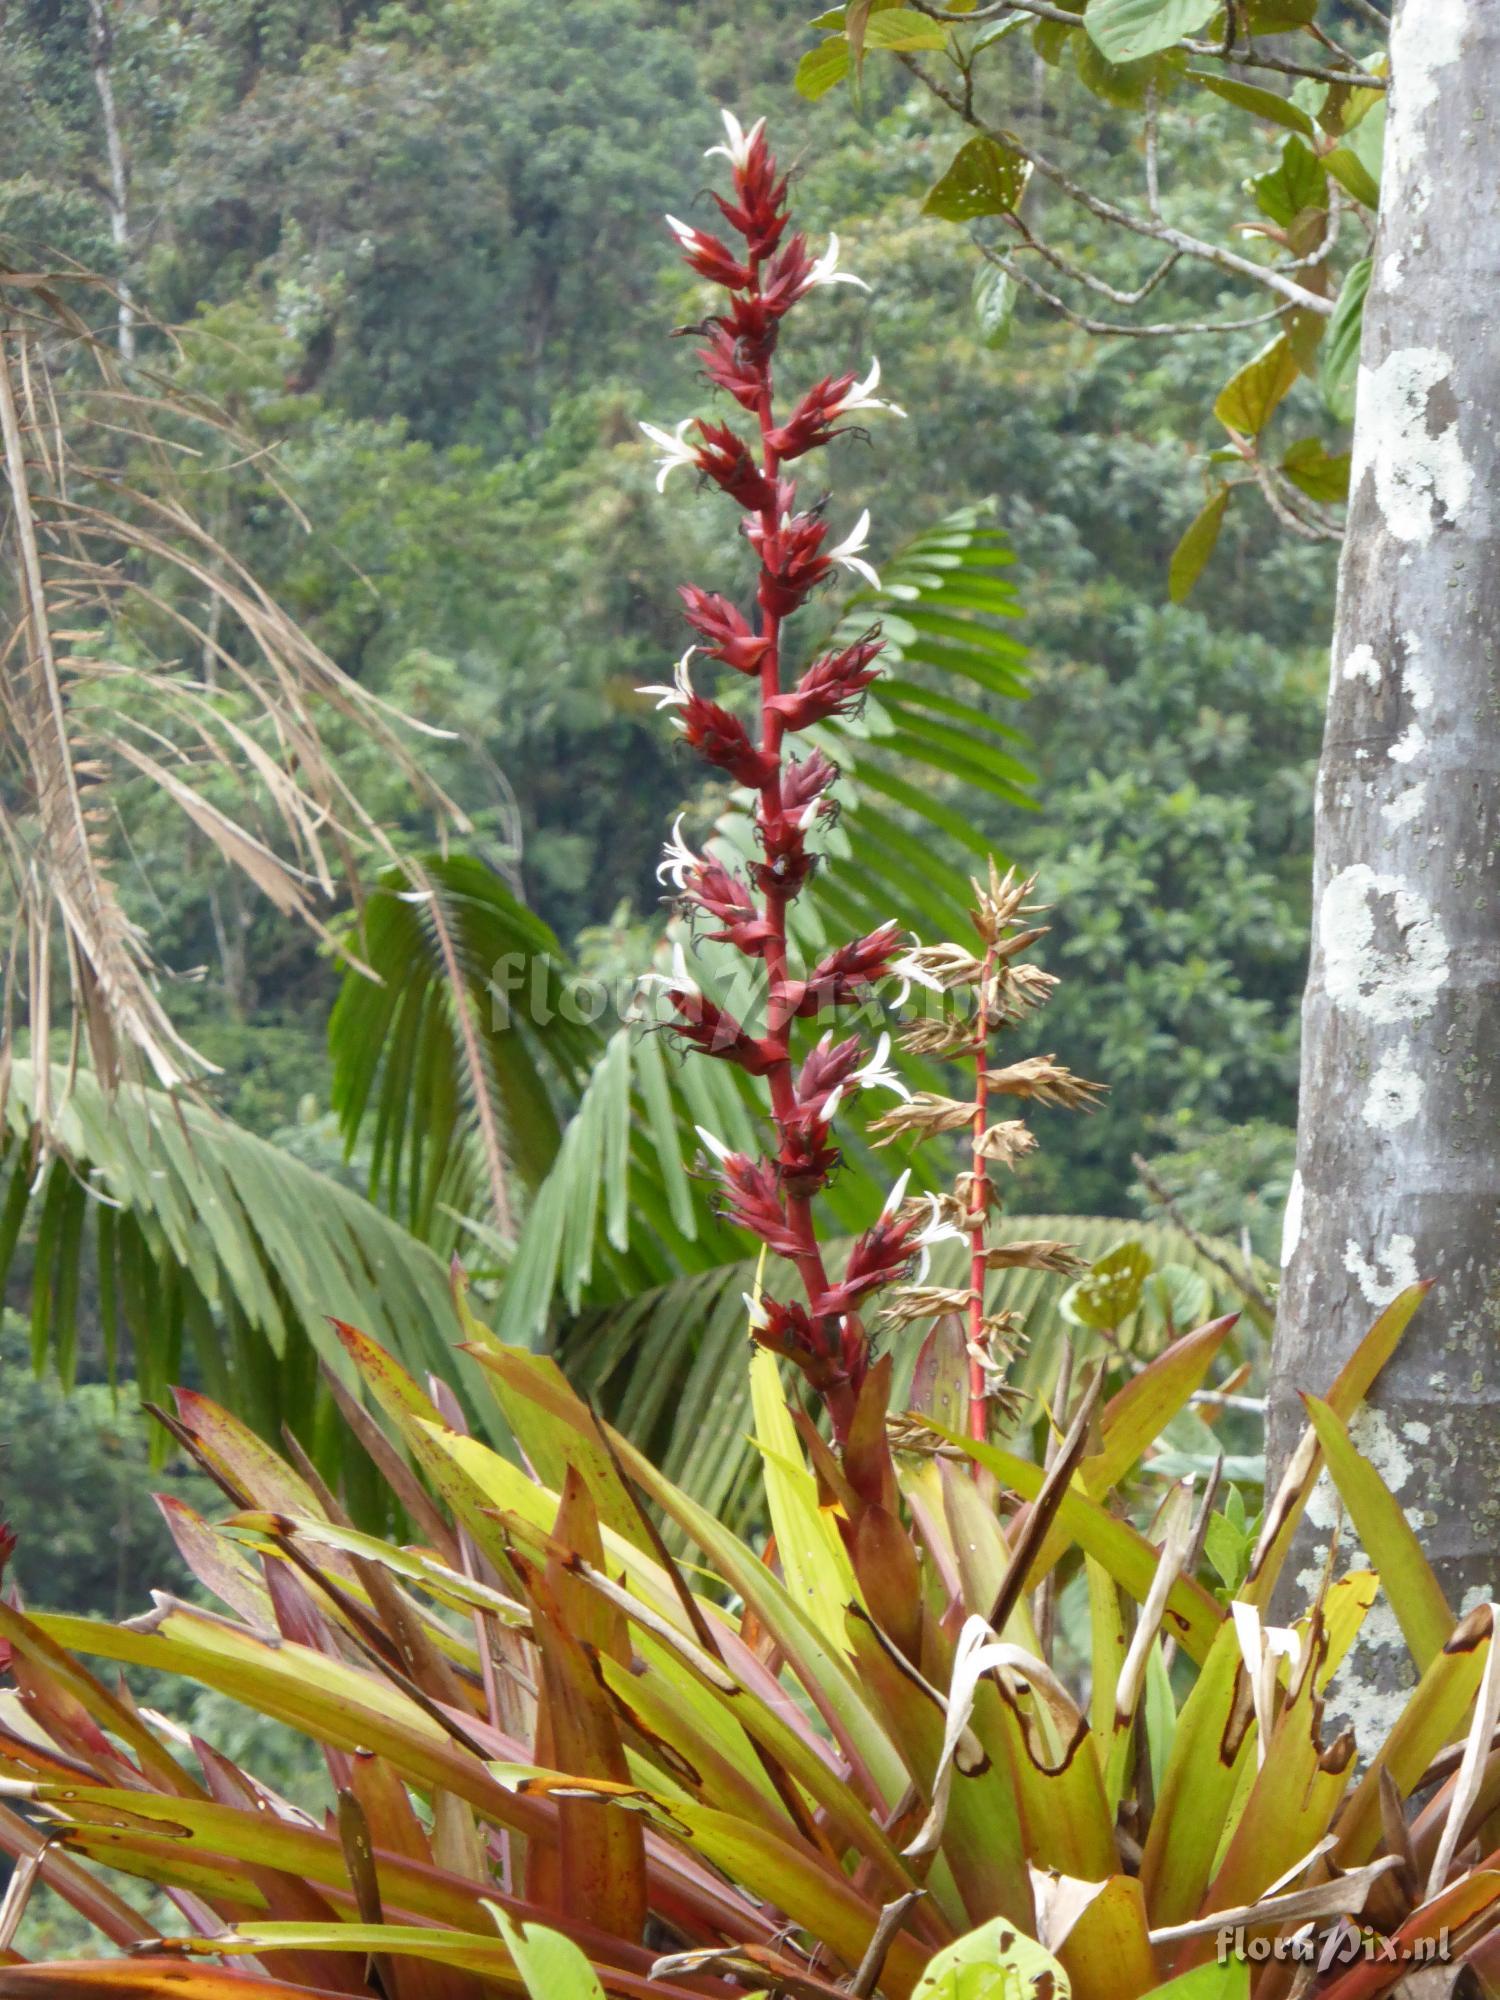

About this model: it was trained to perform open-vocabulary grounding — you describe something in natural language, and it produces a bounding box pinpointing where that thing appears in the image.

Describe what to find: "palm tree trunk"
[1269,0,1500,1697]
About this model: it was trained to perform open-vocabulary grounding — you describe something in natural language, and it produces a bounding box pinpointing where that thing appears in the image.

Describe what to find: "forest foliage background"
[0,0,1333,1611]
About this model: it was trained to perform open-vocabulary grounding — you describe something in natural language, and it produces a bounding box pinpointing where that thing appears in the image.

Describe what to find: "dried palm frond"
[0,267,463,1146]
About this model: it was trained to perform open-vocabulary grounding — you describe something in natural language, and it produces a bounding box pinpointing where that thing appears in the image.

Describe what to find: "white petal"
[881,1167,912,1218]
[696,1123,733,1162]
[839,556,882,591]
[829,508,871,560]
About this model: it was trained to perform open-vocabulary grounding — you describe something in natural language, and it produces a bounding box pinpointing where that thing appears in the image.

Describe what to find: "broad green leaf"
[864,6,949,48]
[490,1911,605,1999]
[1213,334,1298,438]
[973,263,1017,349]
[1168,487,1230,603]
[1320,255,1370,423]
[924,136,1032,220]
[1281,436,1351,502]
[1033,13,1081,63]
[796,36,850,97]
[1247,0,1313,23]
[1083,0,1216,64]
[1249,135,1327,226]
[1186,70,1314,136]
[1074,37,1170,109]
[1063,1240,1151,1330]
[1146,1965,1250,1998]
[913,1915,1071,1997]
[1325,144,1379,209]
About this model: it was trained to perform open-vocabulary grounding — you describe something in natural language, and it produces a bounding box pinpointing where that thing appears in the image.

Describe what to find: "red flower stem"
[967,944,998,1446]
[749,332,848,1434]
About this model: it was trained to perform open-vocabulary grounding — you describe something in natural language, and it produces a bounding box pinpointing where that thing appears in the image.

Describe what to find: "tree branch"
[1005,217,1181,305]
[899,53,1338,316]
[903,0,1386,85]
[982,248,1288,338]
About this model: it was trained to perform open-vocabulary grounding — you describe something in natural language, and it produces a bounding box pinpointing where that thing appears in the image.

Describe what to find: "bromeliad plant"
[4,111,1500,2000]
[0,1287,1498,1998]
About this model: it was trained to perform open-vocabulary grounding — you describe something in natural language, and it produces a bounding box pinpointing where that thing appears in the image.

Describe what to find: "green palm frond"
[328,856,599,1254]
[563,1213,1267,1531]
[0,1061,500,1474]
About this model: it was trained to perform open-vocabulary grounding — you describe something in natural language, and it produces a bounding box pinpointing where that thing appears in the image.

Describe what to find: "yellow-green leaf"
[923,136,1032,221]
[796,37,851,96]
[913,1915,1072,1997]
[750,1344,859,1646]
[1186,70,1314,136]
[1302,1393,1453,1672]
[1168,488,1230,604]
[1214,334,1298,438]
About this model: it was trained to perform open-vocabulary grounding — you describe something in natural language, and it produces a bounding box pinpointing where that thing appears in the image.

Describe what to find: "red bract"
[780,749,839,821]
[678,586,770,674]
[765,372,857,458]
[693,420,776,511]
[747,510,836,618]
[666,216,752,291]
[642,112,906,1444]
[816,1214,918,1317]
[697,322,768,412]
[766,634,884,731]
[707,113,790,258]
[799,922,905,1016]
[680,694,779,788]
[682,856,777,957]
[705,1148,804,1258]
[775,1108,841,1199]
[668,990,776,1074]
[797,1032,866,1111]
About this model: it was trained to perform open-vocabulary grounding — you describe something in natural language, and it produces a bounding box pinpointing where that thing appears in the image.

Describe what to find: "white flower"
[832,359,905,422]
[639,418,700,492]
[706,108,766,170]
[890,937,943,1005]
[805,233,870,294]
[742,1290,771,1331]
[821,1086,845,1124]
[636,647,698,713]
[910,1194,968,1282]
[638,940,699,998]
[656,814,701,891]
[828,509,881,591]
[849,1032,910,1101]
[697,1123,734,1163]
[881,1168,913,1219]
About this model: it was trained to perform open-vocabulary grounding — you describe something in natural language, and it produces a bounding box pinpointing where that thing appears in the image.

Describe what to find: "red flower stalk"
[638,110,909,1442]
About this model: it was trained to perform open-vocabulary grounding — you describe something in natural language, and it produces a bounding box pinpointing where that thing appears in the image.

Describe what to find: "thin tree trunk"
[1269,0,1500,1715]
[86,0,134,362]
